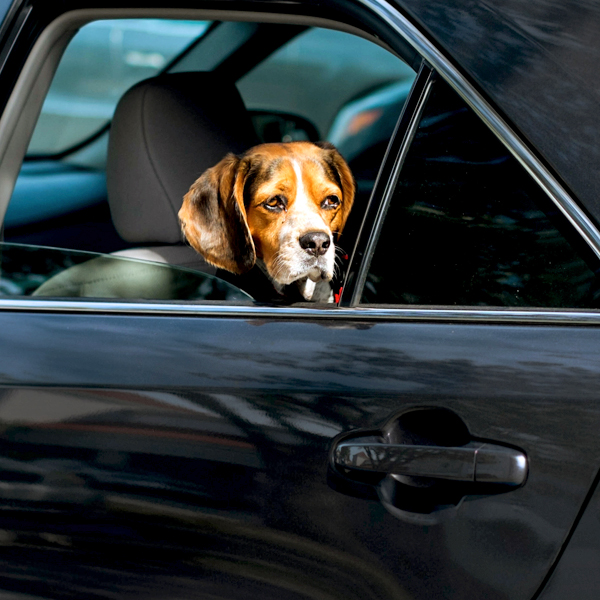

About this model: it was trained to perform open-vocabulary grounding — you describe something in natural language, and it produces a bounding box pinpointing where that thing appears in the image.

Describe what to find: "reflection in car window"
[0,243,250,301]
[362,79,600,308]
[27,19,210,156]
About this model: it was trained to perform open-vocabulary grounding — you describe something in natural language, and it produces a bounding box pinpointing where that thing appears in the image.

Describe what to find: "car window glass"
[361,78,600,308]
[27,19,210,156]
[0,243,250,301]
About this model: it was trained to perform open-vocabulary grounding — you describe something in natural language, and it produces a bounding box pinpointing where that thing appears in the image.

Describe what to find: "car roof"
[398,0,600,227]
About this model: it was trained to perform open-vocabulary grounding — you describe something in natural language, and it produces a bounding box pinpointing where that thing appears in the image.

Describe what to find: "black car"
[0,0,598,599]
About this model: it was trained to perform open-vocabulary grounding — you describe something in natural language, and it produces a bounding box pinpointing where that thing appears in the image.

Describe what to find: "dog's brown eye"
[264,196,286,212]
[322,195,340,209]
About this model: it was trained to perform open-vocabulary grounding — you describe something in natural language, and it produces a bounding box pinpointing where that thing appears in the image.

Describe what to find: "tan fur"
[179,141,355,294]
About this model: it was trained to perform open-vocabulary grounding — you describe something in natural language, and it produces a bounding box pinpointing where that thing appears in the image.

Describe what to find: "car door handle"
[333,441,527,486]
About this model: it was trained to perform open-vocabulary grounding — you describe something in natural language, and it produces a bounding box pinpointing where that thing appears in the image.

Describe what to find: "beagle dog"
[179,141,355,302]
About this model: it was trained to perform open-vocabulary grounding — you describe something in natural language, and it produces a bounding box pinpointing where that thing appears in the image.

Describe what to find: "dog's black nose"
[299,232,331,256]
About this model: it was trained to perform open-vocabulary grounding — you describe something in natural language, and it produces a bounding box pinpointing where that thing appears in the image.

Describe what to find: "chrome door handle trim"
[333,441,527,486]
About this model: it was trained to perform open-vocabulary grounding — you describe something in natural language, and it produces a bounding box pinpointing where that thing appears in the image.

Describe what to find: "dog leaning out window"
[179,141,355,303]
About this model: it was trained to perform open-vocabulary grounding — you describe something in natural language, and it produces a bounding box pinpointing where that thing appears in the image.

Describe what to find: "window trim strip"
[343,63,435,307]
[1,298,600,325]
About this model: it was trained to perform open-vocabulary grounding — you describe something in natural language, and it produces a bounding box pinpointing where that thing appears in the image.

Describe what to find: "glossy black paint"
[538,478,600,600]
[395,0,600,227]
[0,0,598,598]
[1,311,600,599]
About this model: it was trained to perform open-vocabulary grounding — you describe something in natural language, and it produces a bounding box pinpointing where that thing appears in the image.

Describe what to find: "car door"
[0,3,599,600]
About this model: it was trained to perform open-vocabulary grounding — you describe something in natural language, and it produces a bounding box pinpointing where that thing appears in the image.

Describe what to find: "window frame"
[339,62,434,307]
[346,66,600,310]
[0,1,597,324]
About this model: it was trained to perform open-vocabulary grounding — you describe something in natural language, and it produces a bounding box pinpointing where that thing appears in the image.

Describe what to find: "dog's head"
[179,141,355,288]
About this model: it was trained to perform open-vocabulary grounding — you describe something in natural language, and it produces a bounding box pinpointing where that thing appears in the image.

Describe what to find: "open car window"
[2,18,414,306]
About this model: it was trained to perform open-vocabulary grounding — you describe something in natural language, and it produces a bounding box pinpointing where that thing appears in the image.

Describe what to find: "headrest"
[107,72,259,244]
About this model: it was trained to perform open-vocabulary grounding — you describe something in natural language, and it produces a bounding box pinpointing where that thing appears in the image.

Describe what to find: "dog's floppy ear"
[314,141,355,234]
[179,153,256,274]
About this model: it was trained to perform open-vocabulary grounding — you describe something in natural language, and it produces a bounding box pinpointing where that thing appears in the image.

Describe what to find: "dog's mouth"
[286,254,333,285]
[307,266,331,282]
[264,257,333,287]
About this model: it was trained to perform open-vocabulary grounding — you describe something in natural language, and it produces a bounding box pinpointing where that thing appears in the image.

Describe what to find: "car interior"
[0,14,415,302]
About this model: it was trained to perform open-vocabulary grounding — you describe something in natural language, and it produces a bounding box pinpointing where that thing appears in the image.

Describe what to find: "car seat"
[34,72,260,298]
[106,71,259,268]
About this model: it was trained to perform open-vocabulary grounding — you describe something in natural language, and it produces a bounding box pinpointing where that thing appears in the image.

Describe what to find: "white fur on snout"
[270,159,335,286]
